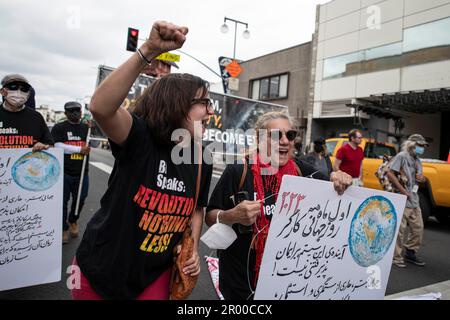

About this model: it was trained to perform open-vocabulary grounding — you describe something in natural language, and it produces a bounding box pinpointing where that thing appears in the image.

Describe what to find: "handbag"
[170,144,202,300]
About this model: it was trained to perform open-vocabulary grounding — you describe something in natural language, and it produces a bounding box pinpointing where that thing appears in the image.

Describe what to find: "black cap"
[1,74,30,87]
[64,101,82,111]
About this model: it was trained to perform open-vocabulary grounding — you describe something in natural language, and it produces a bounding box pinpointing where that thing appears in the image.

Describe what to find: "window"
[322,17,450,80]
[270,77,280,99]
[325,140,338,155]
[323,52,362,79]
[363,42,402,61]
[403,17,450,53]
[250,74,289,101]
[364,143,397,159]
[251,80,260,101]
[260,78,270,100]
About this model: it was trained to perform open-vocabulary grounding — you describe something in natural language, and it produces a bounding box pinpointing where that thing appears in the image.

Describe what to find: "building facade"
[234,43,312,140]
[309,0,450,159]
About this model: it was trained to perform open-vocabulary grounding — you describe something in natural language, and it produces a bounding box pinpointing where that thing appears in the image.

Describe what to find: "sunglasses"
[191,98,214,111]
[5,82,31,93]
[269,129,298,142]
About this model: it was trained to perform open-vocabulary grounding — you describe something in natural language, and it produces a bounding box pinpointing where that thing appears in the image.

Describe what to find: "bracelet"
[216,210,222,224]
[137,48,151,65]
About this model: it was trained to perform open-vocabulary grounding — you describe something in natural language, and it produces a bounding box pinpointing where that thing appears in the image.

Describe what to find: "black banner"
[95,66,287,157]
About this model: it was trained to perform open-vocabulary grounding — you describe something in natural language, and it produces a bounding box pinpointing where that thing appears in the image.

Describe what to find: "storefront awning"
[347,88,450,118]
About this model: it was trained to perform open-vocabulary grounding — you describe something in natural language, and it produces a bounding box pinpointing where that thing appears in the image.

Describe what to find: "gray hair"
[254,111,295,132]
[401,139,416,153]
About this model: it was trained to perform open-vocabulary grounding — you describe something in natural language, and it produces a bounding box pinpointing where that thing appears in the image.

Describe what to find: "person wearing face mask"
[301,137,333,180]
[0,74,53,151]
[388,134,428,268]
[51,102,91,244]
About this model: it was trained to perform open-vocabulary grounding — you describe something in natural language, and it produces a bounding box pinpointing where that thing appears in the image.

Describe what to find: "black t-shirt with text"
[76,114,212,299]
[0,105,54,148]
[206,159,328,300]
[51,121,89,176]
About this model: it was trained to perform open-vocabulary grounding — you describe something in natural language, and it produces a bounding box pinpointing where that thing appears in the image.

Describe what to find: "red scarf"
[251,153,298,288]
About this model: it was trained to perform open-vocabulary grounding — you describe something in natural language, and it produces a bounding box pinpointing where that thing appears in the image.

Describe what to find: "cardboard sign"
[0,149,63,291]
[255,176,406,300]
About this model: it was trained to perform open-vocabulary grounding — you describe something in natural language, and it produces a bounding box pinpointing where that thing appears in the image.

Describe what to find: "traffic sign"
[225,60,243,78]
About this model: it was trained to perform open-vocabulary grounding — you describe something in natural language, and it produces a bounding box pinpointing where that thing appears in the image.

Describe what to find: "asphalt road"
[1,148,449,300]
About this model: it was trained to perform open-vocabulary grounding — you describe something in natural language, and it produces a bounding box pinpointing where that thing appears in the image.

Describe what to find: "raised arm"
[89,21,188,146]
[333,158,342,172]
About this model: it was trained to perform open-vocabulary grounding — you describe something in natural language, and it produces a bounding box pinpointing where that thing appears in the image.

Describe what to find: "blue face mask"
[415,146,425,155]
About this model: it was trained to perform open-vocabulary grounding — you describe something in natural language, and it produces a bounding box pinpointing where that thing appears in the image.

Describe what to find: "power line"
[174,49,222,79]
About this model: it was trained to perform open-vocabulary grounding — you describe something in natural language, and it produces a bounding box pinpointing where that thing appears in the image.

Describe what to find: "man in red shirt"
[333,129,365,186]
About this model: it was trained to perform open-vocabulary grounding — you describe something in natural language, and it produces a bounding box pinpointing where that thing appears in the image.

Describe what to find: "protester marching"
[1,6,450,305]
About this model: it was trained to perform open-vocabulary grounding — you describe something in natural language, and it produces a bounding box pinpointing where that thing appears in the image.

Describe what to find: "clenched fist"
[330,170,353,195]
[141,21,189,56]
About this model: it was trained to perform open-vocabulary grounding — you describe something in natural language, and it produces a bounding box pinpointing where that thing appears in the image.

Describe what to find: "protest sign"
[255,176,407,300]
[0,149,63,291]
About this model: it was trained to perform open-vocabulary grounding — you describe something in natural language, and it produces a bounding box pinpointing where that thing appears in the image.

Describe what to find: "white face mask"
[5,90,29,108]
[200,212,237,250]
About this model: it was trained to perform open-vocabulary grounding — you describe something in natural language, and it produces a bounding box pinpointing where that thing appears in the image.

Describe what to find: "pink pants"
[71,259,171,300]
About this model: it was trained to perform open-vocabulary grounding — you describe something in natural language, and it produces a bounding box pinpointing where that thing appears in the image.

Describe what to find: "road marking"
[385,280,450,300]
[90,162,113,174]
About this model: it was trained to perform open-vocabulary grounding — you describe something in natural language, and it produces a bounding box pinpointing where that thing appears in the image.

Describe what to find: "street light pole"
[221,17,250,60]
[233,20,238,59]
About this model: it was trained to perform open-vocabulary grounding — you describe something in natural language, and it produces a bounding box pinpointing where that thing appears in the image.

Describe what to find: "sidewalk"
[385,280,450,300]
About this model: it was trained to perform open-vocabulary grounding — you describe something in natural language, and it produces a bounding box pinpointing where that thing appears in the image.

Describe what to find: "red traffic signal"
[126,28,139,52]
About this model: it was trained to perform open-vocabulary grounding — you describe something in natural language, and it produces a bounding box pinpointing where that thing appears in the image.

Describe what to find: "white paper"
[394,292,441,300]
[255,176,407,300]
[0,149,63,291]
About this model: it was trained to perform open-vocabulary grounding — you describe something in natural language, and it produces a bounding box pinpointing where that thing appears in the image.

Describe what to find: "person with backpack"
[388,134,428,268]
[205,111,352,300]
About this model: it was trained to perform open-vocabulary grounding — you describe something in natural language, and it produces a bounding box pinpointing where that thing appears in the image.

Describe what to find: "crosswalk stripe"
[90,162,113,174]
[385,280,450,300]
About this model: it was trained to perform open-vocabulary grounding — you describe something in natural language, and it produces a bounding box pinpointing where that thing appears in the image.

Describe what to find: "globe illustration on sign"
[11,152,60,192]
[348,196,397,267]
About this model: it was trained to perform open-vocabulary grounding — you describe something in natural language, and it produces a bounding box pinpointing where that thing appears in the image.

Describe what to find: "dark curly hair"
[133,73,209,145]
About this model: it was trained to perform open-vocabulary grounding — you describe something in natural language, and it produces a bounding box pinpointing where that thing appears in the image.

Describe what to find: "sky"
[0,0,330,110]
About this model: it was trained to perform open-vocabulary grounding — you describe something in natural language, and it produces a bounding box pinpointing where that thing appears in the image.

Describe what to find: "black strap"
[193,144,202,213]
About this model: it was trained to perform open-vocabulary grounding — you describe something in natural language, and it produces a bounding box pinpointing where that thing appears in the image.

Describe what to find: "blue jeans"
[63,174,89,231]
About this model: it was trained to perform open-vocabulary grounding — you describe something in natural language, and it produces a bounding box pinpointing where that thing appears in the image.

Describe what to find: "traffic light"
[126,28,139,52]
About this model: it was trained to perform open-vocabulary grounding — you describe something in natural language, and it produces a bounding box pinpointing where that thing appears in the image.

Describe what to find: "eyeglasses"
[269,129,298,142]
[191,98,214,112]
[5,82,30,93]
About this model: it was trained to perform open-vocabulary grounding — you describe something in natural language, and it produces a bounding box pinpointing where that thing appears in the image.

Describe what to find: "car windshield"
[365,143,397,159]
[326,141,338,155]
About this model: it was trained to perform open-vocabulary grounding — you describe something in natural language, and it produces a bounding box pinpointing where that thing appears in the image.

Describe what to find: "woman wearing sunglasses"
[205,111,352,300]
[0,74,53,151]
[72,21,213,300]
